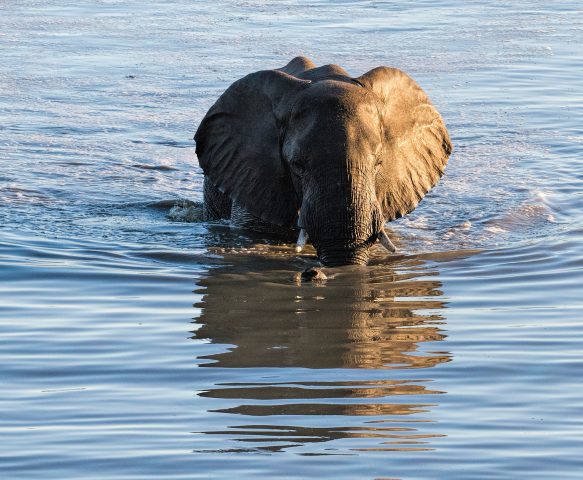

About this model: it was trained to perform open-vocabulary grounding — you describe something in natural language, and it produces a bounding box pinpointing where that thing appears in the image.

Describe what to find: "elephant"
[194,56,452,266]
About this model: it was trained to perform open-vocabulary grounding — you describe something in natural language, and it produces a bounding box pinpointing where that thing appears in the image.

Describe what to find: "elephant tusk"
[378,229,397,253]
[295,229,308,253]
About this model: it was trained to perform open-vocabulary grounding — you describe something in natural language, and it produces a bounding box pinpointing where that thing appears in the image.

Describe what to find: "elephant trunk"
[300,180,384,266]
[317,244,371,267]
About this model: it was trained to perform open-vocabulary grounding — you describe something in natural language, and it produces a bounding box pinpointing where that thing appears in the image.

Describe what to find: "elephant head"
[195,57,452,266]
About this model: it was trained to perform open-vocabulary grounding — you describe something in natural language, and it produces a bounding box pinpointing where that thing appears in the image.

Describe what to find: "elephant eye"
[290,157,306,176]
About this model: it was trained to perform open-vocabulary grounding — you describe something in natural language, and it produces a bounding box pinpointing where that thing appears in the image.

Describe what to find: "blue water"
[1,1,582,478]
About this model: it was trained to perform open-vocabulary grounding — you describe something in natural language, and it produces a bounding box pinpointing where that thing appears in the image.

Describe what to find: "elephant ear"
[357,67,453,221]
[195,69,310,227]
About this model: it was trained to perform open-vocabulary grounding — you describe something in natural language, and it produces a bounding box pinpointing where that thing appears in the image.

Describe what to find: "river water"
[1,1,582,479]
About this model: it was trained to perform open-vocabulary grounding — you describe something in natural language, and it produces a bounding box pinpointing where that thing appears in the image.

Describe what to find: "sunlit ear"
[357,67,452,221]
[195,69,310,228]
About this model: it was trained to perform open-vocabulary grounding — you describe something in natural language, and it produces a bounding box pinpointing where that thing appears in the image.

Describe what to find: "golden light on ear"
[357,67,452,222]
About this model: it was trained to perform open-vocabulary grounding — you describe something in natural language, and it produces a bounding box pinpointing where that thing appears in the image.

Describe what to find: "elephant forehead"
[296,81,378,115]
[292,84,382,139]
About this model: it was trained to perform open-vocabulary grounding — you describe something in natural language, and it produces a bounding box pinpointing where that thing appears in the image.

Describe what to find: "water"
[1,1,582,478]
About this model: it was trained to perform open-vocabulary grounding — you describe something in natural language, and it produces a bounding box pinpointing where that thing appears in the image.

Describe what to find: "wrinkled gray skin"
[195,56,452,266]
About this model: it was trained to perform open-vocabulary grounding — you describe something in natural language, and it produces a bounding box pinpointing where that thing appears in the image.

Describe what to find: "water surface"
[1,1,582,479]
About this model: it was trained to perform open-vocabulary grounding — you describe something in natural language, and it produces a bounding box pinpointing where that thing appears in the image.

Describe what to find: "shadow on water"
[190,249,461,454]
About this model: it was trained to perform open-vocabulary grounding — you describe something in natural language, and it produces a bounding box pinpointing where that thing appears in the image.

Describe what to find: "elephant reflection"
[192,254,450,370]
[190,253,451,453]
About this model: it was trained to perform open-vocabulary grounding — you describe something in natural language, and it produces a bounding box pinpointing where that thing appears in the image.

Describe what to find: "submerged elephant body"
[195,56,452,266]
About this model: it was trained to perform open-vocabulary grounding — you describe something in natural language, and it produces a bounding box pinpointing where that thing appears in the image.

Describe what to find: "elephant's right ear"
[195,70,310,228]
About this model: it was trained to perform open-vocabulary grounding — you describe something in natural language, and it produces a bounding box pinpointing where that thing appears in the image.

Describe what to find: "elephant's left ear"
[357,67,453,221]
[195,69,310,228]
